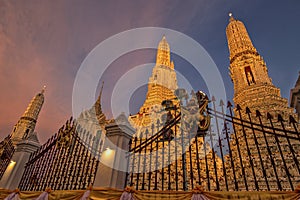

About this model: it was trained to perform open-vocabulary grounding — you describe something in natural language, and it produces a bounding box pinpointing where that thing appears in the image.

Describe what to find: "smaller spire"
[11,88,45,144]
[99,81,104,100]
[94,81,106,124]
[95,81,104,112]
[158,35,169,51]
[156,35,171,67]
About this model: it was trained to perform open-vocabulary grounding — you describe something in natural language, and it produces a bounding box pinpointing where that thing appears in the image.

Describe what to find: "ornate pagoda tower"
[0,88,44,189]
[10,87,45,145]
[127,36,223,191]
[129,36,178,127]
[225,14,300,191]
[226,13,293,117]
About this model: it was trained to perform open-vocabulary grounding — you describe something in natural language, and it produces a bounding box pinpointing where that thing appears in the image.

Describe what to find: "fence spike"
[255,110,262,117]
[219,99,224,106]
[245,107,251,114]
[227,101,232,108]
[267,112,273,120]
[236,104,242,111]
[211,96,216,102]
[277,114,284,122]
[289,115,297,124]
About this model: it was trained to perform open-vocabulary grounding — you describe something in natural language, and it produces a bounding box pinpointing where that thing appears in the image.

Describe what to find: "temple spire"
[226,15,293,117]
[11,88,45,144]
[226,14,257,60]
[95,81,104,115]
[22,87,45,122]
[94,81,106,125]
[156,35,172,68]
[129,36,178,127]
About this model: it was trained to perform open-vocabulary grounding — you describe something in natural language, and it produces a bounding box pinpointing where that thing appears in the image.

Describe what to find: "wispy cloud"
[0,0,170,143]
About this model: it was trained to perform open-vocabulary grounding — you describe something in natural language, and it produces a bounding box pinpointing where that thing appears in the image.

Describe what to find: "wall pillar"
[93,113,134,189]
[0,139,40,190]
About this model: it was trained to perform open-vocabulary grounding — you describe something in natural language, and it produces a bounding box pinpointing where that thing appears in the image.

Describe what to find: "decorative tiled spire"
[11,87,45,144]
[94,81,106,124]
[95,82,104,116]
[226,14,273,96]
[226,14,293,117]
[226,13,257,61]
[129,36,178,127]
[156,36,172,68]
[22,86,45,121]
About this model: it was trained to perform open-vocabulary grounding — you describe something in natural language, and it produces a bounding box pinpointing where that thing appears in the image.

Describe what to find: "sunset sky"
[0,0,300,143]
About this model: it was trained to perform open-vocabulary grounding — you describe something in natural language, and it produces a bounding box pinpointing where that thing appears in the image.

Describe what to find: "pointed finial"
[94,81,104,115]
[236,104,242,111]
[289,115,297,124]
[267,112,273,120]
[255,110,262,117]
[277,114,284,122]
[245,107,251,114]
[41,85,46,94]
[95,82,104,103]
[219,100,224,106]
[211,96,216,102]
[227,101,232,108]
[229,12,235,22]
[100,81,104,96]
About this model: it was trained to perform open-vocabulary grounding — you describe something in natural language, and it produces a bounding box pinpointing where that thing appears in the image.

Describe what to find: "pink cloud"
[0,1,171,143]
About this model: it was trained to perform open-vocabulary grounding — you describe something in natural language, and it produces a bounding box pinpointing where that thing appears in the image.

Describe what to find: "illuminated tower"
[10,87,45,145]
[226,13,293,116]
[129,36,178,127]
[225,13,299,191]
[0,88,44,189]
[127,37,223,191]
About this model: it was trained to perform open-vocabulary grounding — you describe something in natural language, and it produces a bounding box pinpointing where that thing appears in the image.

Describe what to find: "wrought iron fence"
[0,135,15,179]
[126,93,300,191]
[18,117,100,191]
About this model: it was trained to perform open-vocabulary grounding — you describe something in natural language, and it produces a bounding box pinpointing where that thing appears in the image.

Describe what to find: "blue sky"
[0,0,299,143]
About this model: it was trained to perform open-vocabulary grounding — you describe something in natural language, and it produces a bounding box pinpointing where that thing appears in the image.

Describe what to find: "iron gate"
[126,92,300,191]
[0,135,15,180]
[18,117,100,191]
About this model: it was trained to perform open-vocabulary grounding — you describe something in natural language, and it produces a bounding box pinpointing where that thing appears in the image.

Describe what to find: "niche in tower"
[23,128,30,139]
[245,66,255,85]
